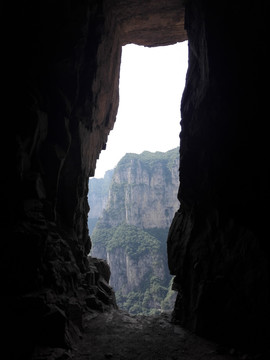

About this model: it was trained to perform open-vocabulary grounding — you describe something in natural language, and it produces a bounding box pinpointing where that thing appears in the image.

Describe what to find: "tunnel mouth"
[6,0,269,357]
[88,41,188,316]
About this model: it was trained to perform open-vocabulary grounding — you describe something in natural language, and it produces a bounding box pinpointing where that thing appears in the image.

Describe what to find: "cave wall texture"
[168,0,269,351]
[2,0,185,358]
[1,0,269,357]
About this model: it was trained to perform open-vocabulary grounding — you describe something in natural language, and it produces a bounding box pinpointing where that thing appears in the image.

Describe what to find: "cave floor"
[70,310,237,360]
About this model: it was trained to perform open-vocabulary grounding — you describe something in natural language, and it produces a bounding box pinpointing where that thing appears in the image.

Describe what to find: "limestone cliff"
[90,148,179,314]
[99,148,180,229]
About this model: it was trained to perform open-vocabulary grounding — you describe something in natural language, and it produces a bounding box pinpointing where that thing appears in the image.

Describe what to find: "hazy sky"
[93,41,188,178]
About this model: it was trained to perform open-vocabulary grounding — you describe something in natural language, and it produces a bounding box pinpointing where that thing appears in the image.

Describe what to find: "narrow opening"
[88,41,188,315]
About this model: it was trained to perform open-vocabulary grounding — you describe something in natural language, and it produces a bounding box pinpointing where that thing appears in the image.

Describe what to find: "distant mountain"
[89,147,180,314]
[88,169,114,234]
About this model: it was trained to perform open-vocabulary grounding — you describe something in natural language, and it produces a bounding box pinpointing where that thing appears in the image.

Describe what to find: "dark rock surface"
[2,0,269,357]
[2,0,186,358]
[168,0,269,352]
[33,310,239,360]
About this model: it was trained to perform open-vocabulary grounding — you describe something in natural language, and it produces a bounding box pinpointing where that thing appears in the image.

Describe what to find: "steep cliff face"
[100,149,180,229]
[91,148,179,313]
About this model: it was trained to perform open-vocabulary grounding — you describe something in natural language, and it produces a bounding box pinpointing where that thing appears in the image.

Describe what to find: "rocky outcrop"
[91,149,179,313]
[168,0,269,352]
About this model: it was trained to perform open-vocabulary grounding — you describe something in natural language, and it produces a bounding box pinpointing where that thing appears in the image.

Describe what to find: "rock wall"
[106,246,166,294]
[168,0,269,352]
[3,2,120,356]
[2,0,186,357]
[100,149,180,229]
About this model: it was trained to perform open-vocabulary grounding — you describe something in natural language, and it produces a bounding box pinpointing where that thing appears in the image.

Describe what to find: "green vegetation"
[107,224,159,259]
[92,223,160,260]
[91,224,176,314]
[90,148,180,315]
[144,227,169,254]
[88,217,99,235]
[91,224,115,249]
[115,275,176,315]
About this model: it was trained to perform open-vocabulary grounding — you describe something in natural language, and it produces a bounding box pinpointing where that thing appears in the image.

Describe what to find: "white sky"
[93,41,188,178]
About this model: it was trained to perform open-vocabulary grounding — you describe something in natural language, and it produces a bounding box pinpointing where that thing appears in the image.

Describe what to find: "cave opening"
[88,41,188,315]
[5,0,269,357]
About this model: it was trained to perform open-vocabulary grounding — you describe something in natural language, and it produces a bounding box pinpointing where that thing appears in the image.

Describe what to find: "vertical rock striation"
[100,149,180,229]
[91,148,180,314]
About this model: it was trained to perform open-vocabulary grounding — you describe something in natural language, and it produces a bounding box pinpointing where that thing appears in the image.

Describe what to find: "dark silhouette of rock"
[168,0,269,352]
[2,0,269,358]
